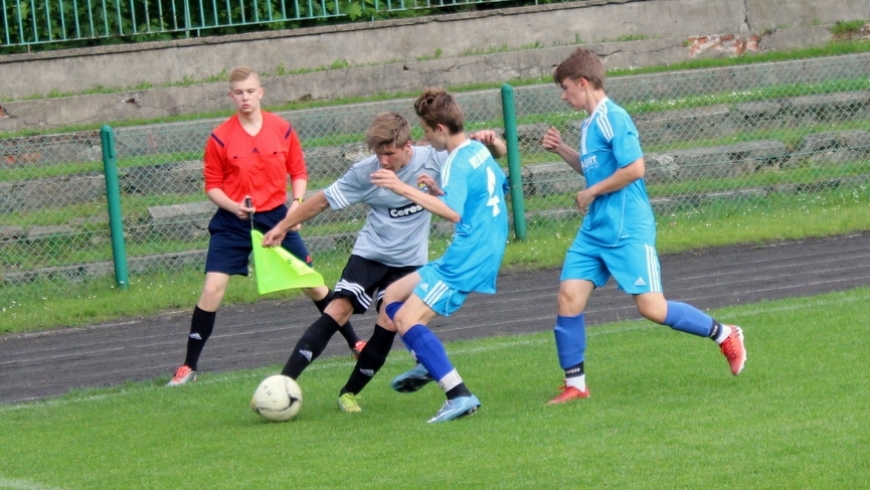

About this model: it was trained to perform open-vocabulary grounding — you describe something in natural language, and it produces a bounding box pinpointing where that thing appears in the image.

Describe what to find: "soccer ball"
[250,374,303,422]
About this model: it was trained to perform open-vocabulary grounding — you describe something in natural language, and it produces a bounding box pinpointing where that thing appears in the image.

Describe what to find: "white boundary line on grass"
[0,478,63,490]
[716,293,864,316]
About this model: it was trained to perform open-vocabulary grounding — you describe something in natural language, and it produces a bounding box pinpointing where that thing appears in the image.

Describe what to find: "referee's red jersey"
[203,111,307,211]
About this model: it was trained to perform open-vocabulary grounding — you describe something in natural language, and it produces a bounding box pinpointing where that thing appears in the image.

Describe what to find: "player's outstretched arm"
[371,169,460,223]
[469,130,507,158]
[262,191,330,246]
[541,126,582,175]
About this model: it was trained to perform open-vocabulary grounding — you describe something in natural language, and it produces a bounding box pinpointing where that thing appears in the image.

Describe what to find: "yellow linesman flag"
[250,230,325,294]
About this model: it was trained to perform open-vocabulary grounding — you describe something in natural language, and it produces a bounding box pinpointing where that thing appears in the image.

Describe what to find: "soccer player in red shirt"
[167,67,364,386]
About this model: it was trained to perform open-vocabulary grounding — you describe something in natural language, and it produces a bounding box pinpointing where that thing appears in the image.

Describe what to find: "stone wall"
[3,52,868,172]
[2,0,870,133]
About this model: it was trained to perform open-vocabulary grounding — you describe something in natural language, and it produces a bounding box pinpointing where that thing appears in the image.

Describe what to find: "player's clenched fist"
[370,168,402,191]
[541,126,563,152]
[469,129,498,146]
[417,174,444,196]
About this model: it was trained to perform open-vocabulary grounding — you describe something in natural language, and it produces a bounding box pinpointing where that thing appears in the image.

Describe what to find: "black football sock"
[446,383,472,400]
[564,361,585,379]
[340,325,396,395]
[183,306,216,371]
[281,313,341,379]
[708,320,723,342]
[313,289,361,349]
[312,291,333,313]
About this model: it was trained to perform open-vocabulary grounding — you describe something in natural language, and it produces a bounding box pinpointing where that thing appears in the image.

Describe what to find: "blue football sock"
[385,301,404,322]
[663,301,714,337]
[554,313,586,369]
[400,324,454,382]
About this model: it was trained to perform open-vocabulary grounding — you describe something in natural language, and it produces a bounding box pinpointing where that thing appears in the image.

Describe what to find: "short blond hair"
[366,112,412,152]
[229,66,260,86]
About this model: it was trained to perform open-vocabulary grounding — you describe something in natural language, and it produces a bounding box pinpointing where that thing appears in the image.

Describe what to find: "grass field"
[2,287,868,489]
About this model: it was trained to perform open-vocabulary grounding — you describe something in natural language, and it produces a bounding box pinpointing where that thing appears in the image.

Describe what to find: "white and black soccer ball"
[250,374,303,422]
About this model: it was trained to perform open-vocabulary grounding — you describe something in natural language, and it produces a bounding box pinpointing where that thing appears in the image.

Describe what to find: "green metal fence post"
[100,125,129,290]
[500,83,527,241]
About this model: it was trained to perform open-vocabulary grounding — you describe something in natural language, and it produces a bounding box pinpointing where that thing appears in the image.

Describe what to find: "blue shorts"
[205,206,311,276]
[413,264,469,317]
[560,235,663,295]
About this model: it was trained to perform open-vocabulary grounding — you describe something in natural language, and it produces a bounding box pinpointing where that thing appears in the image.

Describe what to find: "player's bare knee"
[557,290,587,316]
[198,287,226,310]
[634,293,667,324]
[376,311,398,332]
[636,303,666,324]
[392,314,414,334]
[302,285,329,301]
[324,297,354,325]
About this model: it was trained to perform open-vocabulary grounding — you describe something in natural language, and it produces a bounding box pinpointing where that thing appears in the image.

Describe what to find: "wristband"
[293,197,304,204]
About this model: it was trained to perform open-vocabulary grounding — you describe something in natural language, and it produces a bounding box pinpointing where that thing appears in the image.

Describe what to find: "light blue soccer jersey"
[578,97,655,247]
[428,139,509,294]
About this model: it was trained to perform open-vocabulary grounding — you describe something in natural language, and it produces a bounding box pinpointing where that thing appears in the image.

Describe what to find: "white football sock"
[715,324,732,345]
[566,374,586,392]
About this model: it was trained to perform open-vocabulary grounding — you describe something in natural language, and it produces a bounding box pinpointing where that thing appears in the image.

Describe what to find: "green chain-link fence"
[102,95,507,281]
[0,91,508,307]
[2,53,869,312]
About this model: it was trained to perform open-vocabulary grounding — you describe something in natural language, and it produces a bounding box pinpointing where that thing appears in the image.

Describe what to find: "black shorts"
[204,205,311,276]
[334,255,419,314]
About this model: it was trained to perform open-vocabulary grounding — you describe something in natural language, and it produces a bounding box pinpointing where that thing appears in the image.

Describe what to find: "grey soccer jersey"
[323,146,445,267]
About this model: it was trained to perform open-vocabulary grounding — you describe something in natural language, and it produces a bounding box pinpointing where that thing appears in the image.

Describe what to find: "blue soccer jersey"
[429,139,509,294]
[578,97,655,247]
